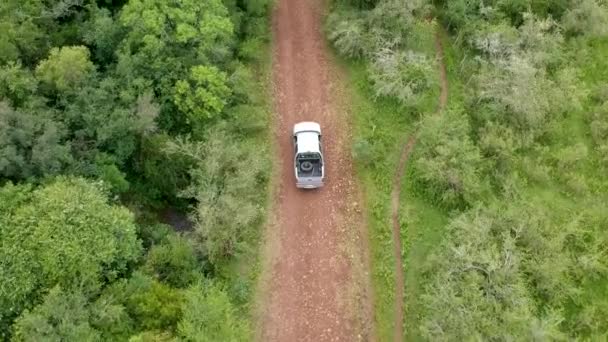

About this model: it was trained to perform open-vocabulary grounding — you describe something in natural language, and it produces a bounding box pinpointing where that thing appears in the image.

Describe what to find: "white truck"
[293,121,324,189]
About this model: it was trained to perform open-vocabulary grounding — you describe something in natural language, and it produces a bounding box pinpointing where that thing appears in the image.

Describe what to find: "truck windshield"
[297,153,321,161]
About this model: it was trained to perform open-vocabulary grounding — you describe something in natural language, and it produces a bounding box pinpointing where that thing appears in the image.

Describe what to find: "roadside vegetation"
[0,0,272,340]
[328,0,608,340]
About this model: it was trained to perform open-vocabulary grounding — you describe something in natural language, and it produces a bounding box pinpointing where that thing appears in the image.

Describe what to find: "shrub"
[552,142,588,171]
[144,234,203,288]
[590,102,608,164]
[420,198,608,338]
[419,204,537,340]
[352,138,377,166]
[413,108,486,208]
[132,133,194,205]
[369,48,436,106]
[477,122,518,174]
[137,222,172,250]
[178,282,250,341]
[12,287,101,342]
[562,0,608,37]
[104,272,183,333]
[327,10,368,59]
[0,102,73,180]
[166,128,268,264]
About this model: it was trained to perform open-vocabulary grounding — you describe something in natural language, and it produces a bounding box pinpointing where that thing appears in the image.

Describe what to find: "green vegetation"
[0,0,272,340]
[329,0,608,340]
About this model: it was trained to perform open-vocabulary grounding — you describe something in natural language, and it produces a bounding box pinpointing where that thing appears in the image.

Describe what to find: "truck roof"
[296,131,320,153]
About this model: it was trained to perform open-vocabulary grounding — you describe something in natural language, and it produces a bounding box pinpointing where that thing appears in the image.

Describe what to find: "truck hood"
[293,121,321,135]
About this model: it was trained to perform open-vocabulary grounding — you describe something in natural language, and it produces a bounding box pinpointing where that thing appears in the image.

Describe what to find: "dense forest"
[329,0,608,340]
[0,0,271,340]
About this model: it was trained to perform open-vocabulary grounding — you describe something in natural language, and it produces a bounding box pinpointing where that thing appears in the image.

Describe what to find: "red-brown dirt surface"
[257,0,374,341]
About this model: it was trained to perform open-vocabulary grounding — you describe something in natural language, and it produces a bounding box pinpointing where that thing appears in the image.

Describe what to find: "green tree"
[144,234,203,288]
[178,283,250,342]
[0,102,72,180]
[35,46,94,93]
[129,330,176,342]
[420,204,545,340]
[0,2,46,65]
[413,108,486,208]
[12,287,101,342]
[562,0,608,37]
[173,66,232,133]
[131,133,193,205]
[103,272,183,333]
[61,77,156,169]
[166,128,267,264]
[116,0,235,130]
[119,0,234,65]
[0,62,38,107]
[13,285,135,342]
[82,7,127,66]
[370,48,436,106]
[0,178,141,336]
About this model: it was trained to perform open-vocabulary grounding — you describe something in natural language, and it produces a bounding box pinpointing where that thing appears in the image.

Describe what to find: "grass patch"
[337,26,458,341]
[401,31,463,341]
[344,59,410,342]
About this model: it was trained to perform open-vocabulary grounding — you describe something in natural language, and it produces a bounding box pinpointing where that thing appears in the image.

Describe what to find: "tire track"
[390,26,448,342]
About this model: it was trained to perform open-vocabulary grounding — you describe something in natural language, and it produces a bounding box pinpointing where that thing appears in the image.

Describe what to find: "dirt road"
[258,0,373,341]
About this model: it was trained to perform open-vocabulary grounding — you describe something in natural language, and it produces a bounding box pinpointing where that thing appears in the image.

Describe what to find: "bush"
[137,222,172,250]
[144,234,203,288]
[0,102,73,180]
[128,331,175,342]
[419,204,537,340]
[132,133,194,206]
[413,108,486,208]
[420,197,608,339]
[167,128,268,264]
[590,102,608,164]
[178,282,250,341]
[104,272,183,333]
[474,56,553,134]
[327,10,368,59]
[12,287,101,342]
[369,48,436,106]
[562,0,608,37]
[477,122,518,173]
[328,0,432,58]
[552,142,588,171]
[352,138,377,166]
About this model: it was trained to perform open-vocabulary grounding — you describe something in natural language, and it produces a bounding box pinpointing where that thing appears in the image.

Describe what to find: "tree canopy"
[0,178,141,337]
[0,0,271,339]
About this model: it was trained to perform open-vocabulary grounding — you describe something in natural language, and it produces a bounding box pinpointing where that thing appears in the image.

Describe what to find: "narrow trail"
[257,0,374,341]
[390,27,448,342]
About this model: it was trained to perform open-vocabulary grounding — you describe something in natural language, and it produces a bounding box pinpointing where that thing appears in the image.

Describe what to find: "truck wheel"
[300,161,313,172]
